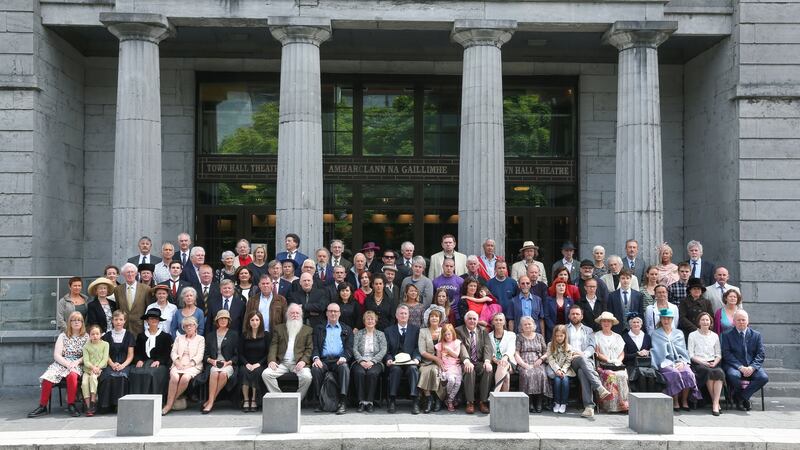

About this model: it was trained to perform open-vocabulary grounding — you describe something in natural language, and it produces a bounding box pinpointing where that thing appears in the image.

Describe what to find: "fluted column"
[452,19,516,257]
[100,13,173,267]
[603,21,677,266]
[269,17,331,255]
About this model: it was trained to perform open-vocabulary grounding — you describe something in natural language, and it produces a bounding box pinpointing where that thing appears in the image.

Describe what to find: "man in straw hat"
[511,241,547,284]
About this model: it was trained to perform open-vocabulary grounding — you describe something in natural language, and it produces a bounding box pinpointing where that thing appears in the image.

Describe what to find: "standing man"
[485,261,518,319]
[397,241,417,282]
[205,279,246,335]
[262,304,313,400]
[180,246,205,286]
[381,265,400,304]
[429,234,467,279]
[623,239,647,282]
[176,232,192,267]
[326,265,349,302]
[193,264,216,312]
[375,249,398,275]
[314,247,334,285]
[165,261,192,306]
[153,242,175,284]
[704,267,740,313]
[478,239,498,279]
[576,259,609,302]
[526,264,549,303]
[606,270,644,334]
[721,310,769,411]
[432,258,465,305]
[509,275,544,334]
[511,241,547,284]
[311,303,354,415]
[551,241,578,283]
[290,272,330,329]
[668,262,692,306]
[245,275,288,332]
[276,233,308,277]
[268,260,292,297]
[462,255,489,282]
[456,311,493,414]
[127,236,162,266]
[686,240,715,286]
[114,263,149,336]
[400,256,434,308]
[384,305,421,414]
[329,239,352,271]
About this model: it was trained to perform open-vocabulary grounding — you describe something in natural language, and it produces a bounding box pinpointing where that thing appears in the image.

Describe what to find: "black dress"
[337,300,361,330]
[97,330,135,408]
[129,330,173,395]
[238,334,271,402]
[363,294,395,331]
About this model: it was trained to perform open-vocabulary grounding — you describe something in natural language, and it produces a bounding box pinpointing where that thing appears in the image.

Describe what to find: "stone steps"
[764,382,800,399]
[764,368,800,383]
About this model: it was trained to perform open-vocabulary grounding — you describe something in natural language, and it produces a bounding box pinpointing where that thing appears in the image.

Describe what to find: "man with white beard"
[262,303,314,398]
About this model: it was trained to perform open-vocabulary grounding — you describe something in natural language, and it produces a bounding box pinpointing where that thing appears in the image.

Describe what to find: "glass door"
[196,207,244,263]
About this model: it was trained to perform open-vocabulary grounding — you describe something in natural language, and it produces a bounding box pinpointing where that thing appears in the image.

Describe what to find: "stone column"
[269,17,331,255]
[452,19,516,258]
[100,13,173,267]
[603,21,677,266]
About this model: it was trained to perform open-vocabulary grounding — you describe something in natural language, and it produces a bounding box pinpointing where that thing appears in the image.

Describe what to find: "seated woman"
[650,308,702,411]
[688,312,725,416]
[200,310,239,414]
[239,310,270,412]
[352,310,387,412]
[162,316,205,415]
[170,288,205,337]
[622,316,659,392]
[546,324,575,414]
[86,277,117,333]
[28,312,88,418]
[514,316,551,413]
[435,323,462,412]
[593,312,630,412]
[97,310,135,412]
[714,290,742,335]
[146,284,177,334]
[417,307,444,413]
[129,308,173,396]
[488,313,516,392]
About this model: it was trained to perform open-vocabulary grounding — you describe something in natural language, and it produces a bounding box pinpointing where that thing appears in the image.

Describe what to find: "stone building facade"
[0,0,798,369]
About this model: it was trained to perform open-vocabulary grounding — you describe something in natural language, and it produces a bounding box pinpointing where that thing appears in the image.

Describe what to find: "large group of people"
[29,234,769,419]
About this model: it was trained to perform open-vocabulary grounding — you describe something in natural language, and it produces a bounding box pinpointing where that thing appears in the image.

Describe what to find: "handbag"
[635,356,652,368]
[599,361,626,371]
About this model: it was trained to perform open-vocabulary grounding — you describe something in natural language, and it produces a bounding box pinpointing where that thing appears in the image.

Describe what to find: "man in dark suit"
[176,232,192,267]
[551,241,579,283]
[381,264,401,305]
[180,246,205,286]
[396,241,416,282]
[326,265,349,303]
[127,236,162,266]
[292,259,325,293]
[311,303,354,415]
[205,279,246,336]
[114,262,150,336]
[329,239,352,271]
[191,264,216,313]
[623,239,647,282]
[456,310,494,414]
[262,303,314,399]
[275,233,308,277]
[289,273,330,329]
[267,260,292,298]
[165,261,193,306]
[606,270,644,334]
[721,309,769,411]
[576,259,609,302]
[577,277,607,332]
[686,240,716,286]
[384,304,421,414]
[313,247,335,286]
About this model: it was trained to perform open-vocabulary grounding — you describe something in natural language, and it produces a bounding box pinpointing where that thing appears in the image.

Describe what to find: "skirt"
[596,367,629,412]
[417,363,442,392]
[692,363,725,386]
[129,361,169,395]
[660,364,702,399]
[239,363,267,388]
[97,370,129,408]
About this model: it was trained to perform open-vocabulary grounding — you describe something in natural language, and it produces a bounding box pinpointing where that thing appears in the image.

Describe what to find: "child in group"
[435,324,463,412]
[82,325,109,416]
[547,324,575,414]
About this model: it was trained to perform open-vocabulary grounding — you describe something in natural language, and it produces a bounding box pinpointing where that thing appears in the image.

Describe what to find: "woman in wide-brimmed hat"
[129,308,173,395]
[86,277,118,333]
[594,311,630,413]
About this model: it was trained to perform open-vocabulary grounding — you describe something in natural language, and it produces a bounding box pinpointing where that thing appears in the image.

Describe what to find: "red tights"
[39,372,79,406]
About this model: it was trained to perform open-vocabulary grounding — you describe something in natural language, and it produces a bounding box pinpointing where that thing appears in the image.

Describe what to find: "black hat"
[687,277,706,294]
[579,259,594,268]
[279,258,299,269]
[561,241,576,251]
[140,308,166,322]
[138,263,156,273]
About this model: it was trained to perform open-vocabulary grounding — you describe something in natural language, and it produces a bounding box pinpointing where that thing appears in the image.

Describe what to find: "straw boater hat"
[519,241,539,253]
[595,311,619,325]
[393,353,414,365]
[87,277,116,297]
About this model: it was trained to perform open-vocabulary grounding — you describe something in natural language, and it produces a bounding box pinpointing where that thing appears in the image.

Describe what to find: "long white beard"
[286,319,302,338]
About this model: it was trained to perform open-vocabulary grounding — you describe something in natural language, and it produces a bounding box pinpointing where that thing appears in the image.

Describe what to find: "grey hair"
[286,303,304,319]
[180,287,197,301]
[221,250,235,260]
[121,262,138,274]
[412,255,427,270]
[592,245,605,254]
[220,279,235,288]
[182,315,199,328]
[687,240,703,253]
[401,241,414,251]
[607,255,622,265]
[466,254,479,263]
[189,246,205,258]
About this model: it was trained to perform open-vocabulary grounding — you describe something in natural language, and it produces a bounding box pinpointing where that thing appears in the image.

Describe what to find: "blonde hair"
[441,324,457,343]
[65,311,86,338]
[363,310,378,323]
[548,324,569,354]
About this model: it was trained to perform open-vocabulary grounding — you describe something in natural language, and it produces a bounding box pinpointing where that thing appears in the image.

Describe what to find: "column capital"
[100,12,174,44]
[602,21,678,51]
[269,16,332,46]
[451,19,516,49]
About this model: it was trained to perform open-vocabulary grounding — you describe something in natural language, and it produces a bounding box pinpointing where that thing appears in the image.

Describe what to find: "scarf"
[144,327,162,358]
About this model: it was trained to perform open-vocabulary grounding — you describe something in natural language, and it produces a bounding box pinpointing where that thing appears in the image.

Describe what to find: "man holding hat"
[552,241,578,283]
[511,241,547,284]
[384,304,422,414]
[678,278,713,340]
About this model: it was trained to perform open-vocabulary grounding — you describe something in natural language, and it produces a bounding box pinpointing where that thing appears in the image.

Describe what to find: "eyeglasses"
[383,255,395,259]
[70,319,83,322]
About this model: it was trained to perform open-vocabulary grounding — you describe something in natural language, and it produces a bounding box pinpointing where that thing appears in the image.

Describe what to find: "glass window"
[504,87,575,158]
[322,84,354,155]
[323,184,354,248]
[362,85,414,156]
[423,85,460,156]
[423,184,459,254]
[199,82,279,154]
[362,184,414,207]
[197,182,276,206]
[505,184,577,208]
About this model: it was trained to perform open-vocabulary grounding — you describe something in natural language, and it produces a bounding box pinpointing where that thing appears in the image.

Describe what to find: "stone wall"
[736,0,800,354]
[578,63,685,261]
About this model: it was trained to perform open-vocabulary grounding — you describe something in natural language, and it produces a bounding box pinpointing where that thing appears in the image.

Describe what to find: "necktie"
[406,260,411,268]
[741,331,748,362]
[181,253,187,265]
[203,286,209,303]
[127,285,134,309]
[171,280,177,297]
[289,252,295,260]
[719,285,725,296]
[273,281,278,297]
[400,327,406,345]
[623,291,629,307]
[692,261,698,278]
[630,259,635,270]
[319,268,326,281]
[144,255,148,264]
[333,258,338,267]
[223,298,230,310]
[470,331,478,362]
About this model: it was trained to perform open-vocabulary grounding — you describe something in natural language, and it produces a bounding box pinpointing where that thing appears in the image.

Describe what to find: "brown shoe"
[465,402,475,414]
[479,401,490,414]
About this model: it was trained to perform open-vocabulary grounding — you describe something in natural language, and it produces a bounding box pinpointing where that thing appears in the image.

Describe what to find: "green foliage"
[363,94,414,156]
[503,94,553,157]
[218,101,280,155]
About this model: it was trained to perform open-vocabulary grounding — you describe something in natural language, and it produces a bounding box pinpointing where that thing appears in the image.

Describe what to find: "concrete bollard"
[116,394,162,436]
[629,392,674,434]
[489,391,529,432]
[262,392,301,433]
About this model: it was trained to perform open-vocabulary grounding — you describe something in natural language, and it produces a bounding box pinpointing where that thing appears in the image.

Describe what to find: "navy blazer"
[276,251,308,277]
[181,264,202,286]
[720,327,765,371]
[686,259,716,287]
[607,289,645,334]
[383,323,421,363]
[622,331,652,366]
[543,296,575,342]
[312,321,354,362]
[205,293,247,336]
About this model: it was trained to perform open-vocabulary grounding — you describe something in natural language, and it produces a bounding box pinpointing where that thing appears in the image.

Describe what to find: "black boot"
[27,405,48,418]
[432,394,442,412]
[534,394,543,413]
[387,397,396,414]
[411,397,421,415]
[423,394,432,414]
[529,395,535,413]
[68,403,80,417]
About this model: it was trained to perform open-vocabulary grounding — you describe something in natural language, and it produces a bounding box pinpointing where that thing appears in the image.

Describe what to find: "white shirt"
[284,334,296,364]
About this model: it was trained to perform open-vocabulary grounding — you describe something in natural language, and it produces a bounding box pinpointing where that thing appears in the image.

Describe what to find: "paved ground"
[1,388,798,448]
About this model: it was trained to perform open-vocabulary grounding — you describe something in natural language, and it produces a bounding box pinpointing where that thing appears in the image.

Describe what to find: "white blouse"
[687,330,721,361]
[594,331,625,361]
